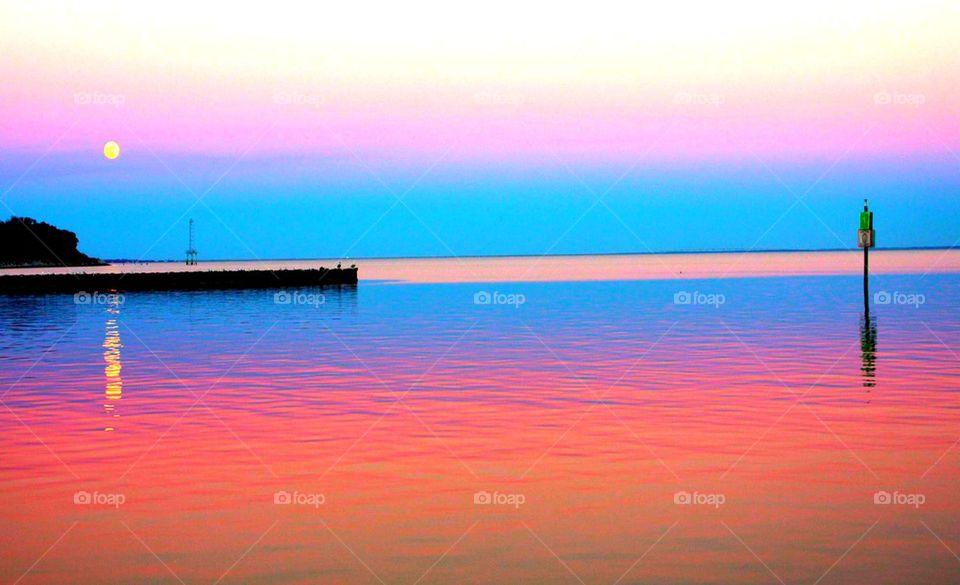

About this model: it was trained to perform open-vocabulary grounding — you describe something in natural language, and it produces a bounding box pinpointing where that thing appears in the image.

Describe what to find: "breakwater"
[0,266,358,294]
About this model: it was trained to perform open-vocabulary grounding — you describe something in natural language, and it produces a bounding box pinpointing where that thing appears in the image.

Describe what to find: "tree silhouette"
[0,216,102,267]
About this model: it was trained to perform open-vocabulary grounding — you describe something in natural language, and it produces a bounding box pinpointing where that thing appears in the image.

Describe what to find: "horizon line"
[105,245,959,264]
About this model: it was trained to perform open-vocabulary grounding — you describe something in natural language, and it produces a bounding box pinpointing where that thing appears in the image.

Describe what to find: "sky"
[1,0,958,260]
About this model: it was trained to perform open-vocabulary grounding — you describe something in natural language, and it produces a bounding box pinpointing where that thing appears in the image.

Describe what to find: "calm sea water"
[1,251,959,584]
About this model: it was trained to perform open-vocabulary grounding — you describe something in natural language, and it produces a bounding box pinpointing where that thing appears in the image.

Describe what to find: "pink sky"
[1,2,958,163]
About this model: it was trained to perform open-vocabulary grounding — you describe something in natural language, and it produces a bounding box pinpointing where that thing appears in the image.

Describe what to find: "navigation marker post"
[857,200,875,315]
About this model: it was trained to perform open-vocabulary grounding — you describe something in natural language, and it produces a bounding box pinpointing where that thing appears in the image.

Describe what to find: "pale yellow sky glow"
[1,0,957,162]
[3,0,959,87]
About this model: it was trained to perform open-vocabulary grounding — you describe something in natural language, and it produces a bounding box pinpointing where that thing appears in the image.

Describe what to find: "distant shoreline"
[98,245,958,265]
[3,248,958,286]
[0,260,106,270]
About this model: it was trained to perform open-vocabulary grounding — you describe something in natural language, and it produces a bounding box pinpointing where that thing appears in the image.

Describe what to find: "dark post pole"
[859,199,873,317]
[863,235,869,316]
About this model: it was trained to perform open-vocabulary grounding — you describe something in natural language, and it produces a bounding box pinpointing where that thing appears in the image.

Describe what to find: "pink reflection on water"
[0,252,959,583]
[6,249,960,283]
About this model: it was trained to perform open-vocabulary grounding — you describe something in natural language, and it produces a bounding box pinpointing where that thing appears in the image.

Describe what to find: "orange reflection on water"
[0,254,958,584]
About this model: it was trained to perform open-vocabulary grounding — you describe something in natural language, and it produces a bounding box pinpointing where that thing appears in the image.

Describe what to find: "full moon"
[103,141,120,160]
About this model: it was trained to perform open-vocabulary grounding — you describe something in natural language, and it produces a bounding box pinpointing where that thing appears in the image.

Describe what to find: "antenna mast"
[185,219,198,265]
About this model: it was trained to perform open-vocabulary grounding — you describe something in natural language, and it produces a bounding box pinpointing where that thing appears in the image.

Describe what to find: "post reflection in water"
[859,313,877,388]
[102,294,123,431]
